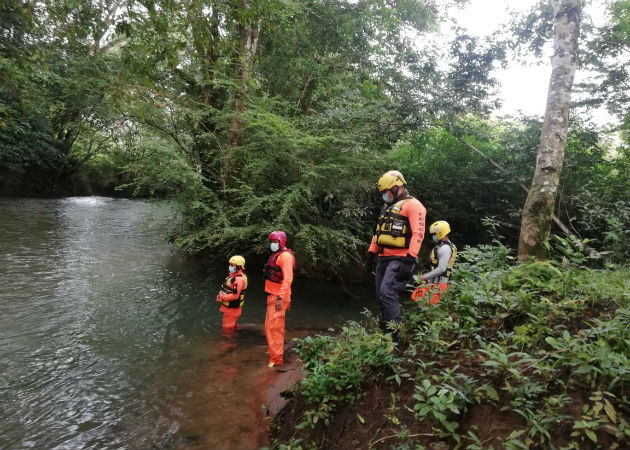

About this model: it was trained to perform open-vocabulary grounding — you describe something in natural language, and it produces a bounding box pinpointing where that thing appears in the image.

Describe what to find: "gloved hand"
[396,254,417,282]
[365,252,377,276]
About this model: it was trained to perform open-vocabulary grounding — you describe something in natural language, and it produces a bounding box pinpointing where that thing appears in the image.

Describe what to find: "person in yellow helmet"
[411,220,457,305]
[366,170,426,332]
[216,255,248,330]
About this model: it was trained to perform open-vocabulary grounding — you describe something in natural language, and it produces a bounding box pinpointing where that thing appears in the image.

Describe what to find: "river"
[0,197,373,450]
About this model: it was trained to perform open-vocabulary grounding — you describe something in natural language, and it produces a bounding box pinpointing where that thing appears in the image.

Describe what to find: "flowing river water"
[0,197,373,450]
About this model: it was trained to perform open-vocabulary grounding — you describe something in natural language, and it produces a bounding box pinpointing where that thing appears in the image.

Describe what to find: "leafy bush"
[293,321,401,428]
[278,243,630,449]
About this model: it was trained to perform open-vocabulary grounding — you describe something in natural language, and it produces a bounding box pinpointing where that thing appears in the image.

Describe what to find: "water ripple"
[0,197,372,450]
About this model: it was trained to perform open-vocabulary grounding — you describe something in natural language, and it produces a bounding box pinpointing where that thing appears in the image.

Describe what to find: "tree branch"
[449,131,598,256]
[121,112,188,153]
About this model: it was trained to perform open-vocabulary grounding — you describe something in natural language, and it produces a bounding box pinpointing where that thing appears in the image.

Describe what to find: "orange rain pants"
[411,282,449,305]
[265,294,291,365]
[220,305,242,329]
[264,250,294,366]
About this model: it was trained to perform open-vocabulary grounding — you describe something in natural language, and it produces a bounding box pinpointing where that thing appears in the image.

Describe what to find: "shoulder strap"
[280,248,296,268]
[391,197,411,210]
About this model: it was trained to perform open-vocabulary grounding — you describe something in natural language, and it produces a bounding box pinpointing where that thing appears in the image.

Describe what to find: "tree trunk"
[517,0,582,261]
[51,109,82,193]
[185,1,219,106]
[223,18,261,187]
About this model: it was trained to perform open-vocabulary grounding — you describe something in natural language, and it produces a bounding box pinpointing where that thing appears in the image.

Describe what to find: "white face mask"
[382,192,393,203]
[270,242,280,252]
[431,234,439,245]
[228,265,236,273]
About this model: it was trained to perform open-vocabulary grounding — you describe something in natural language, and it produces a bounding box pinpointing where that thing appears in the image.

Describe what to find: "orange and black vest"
[220,274,247,308]
[263,248,295,283]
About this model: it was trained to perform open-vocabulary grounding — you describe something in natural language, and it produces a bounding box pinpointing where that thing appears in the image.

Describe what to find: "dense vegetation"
[2,0,628,271]
[271,244,630,449]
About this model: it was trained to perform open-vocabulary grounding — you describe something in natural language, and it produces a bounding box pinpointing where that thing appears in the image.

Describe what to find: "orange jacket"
[368,197,426,258]
[217,269,247,302]
[264,249,294,299]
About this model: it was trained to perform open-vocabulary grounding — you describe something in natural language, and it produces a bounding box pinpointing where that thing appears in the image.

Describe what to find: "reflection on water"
[0,197,372,450]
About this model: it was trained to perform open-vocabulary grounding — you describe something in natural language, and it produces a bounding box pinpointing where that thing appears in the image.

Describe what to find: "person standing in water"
[262,231,295,368]
[216,255,248,330]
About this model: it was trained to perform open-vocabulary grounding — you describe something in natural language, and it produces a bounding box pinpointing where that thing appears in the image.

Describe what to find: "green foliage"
[387,115,630,266]
[110,0,512,271]
[413,245,629,448]
[570,391,630,447]
[389,120,538,247]
[411,366,482,439]
[276,244,630,449]
[578,0,630,131]
[413,378,463,435]
[159,94,380,269]
[545,310,630,389]
[1,0,127,195]
[565,152,630,265]
[2,0,627,276]
[0,0,56,193]
[293,322,400,428]
[118,137,205,197]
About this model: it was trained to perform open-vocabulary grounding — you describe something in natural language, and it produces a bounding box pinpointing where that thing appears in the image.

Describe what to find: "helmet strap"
[393,185,409,201]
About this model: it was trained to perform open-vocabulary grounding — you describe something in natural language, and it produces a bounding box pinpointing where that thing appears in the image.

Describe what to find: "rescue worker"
[366,170,426,331]
[216,255,248,330]
[263,231,295,368]
[411,220,457,305]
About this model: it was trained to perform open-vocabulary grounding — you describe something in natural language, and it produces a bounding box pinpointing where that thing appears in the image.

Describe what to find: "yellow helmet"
[229,255,245,269]
[377,170,406,192]
[429,221,451,240]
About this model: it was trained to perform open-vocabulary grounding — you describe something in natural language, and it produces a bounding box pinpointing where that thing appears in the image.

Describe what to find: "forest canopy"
[1,0,628,271]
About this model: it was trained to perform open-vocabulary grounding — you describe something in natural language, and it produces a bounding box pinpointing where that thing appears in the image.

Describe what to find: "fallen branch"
[370,432,437,446]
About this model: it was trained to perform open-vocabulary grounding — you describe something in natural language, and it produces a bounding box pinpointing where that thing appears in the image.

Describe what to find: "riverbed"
[0,197,373,450]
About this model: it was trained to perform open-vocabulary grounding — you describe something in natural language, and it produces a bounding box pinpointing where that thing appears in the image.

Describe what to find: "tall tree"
[225,1,263,185]
[518,0,583,261]
[0,0,128,194]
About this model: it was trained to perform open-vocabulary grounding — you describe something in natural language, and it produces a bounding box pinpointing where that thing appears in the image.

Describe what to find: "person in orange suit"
[216,255,248,331]
[366,170,426,332]
[263,231,295,368]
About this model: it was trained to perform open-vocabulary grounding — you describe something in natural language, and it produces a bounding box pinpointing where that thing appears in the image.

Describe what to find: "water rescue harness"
[220,273,248,308]
[429,241,457,279]
[373,198,413,249]
[263,248,295,283]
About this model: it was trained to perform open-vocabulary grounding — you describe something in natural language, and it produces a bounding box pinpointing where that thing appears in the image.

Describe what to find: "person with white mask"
[365,170,426,335]
[216,255,248,331]
[262,230,295,368]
